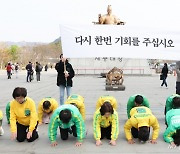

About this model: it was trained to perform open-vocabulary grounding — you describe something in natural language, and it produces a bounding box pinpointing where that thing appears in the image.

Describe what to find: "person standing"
[45,64,48,71]
[55,54,75,105]
[26,62,33,82]
[35,62,42,82]
[6,62,12,79]
[15,63,19,78]
[161,63,169,88]
[176,61,180,95]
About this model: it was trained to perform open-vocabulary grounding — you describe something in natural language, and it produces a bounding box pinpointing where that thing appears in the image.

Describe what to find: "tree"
[9,45,19,61]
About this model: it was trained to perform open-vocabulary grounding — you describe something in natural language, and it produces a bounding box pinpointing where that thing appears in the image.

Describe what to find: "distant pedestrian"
[55,54,75,105]
[161,63,169,88]
[35,62,42,82]
[176,61,180,95]
[15,63,19,78]
[6,62,12,79]
[45,64,48,71]
[26,62,33,82]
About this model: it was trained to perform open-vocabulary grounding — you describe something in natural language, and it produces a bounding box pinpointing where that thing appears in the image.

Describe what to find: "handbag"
[160,74,163,80]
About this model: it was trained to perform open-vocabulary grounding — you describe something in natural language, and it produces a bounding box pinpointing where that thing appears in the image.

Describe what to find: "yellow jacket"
[96,95,117,110]
[65,94,85,120]
[93,109,119,141]
[10,97,38,133]
[0,110,3,120]
[124,106,160,140]
[38,97,58,123]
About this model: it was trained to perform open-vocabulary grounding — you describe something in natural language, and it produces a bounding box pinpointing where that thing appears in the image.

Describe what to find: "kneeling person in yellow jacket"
[65,94,85,120]
[10,87,39,142]
[96,95,117,110]
[93,102,119,146]
[124,106,159,144]
[38,97,58,125]
[0,110,4,136]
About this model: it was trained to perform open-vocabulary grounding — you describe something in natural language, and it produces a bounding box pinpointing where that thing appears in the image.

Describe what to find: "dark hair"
[138,126,150,141]
[100,101,113,116]
[173,129,180,146]
[59,109,72,123]
[164,63,168,67]
[173,97,180,108]
[12,87,27,99]
[43,101,51,110]
[135,95,144,105]
[60,54,63,59]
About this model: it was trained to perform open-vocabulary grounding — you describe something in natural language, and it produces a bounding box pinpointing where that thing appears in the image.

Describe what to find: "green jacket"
[163,109,180,143]
[48,104,85,143]
[165,94,180,115]
[127,94,150,119]
[6,102,10,124]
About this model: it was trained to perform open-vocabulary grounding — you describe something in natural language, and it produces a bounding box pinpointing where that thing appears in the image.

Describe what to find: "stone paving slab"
[0,69,179,153]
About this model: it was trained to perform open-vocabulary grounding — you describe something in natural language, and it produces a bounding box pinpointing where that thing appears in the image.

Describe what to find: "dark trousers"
[60,125,77,140]
[16,122,39,142]
[27,71,32,82]
[176,82,180,95]
[131,127,139,138]
[7,71,11,79]
[161,76,167,87]
[36,72,40,81]
[101,125,112,140]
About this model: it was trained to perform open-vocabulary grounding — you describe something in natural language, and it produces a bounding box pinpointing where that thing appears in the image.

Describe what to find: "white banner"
[60,25,180,60]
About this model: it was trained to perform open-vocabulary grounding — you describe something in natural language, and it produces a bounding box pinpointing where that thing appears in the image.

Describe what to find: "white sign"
[60,25,180,60]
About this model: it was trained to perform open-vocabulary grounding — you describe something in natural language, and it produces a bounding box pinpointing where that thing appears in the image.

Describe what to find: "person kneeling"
[10,87,39,142]
[164,97,180,147]
[48,104,85,147]
[93,102,119,146]
[38,97,58,125]
[124,106,159,144]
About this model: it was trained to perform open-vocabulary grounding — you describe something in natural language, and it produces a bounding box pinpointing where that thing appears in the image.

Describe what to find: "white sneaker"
[166,87,168,89]
[0,127,4,136]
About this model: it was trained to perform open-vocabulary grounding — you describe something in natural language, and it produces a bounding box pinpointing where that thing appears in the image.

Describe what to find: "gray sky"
[0,0,179,42]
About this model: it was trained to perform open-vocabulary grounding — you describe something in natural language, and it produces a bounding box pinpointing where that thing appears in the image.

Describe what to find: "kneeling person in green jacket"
[164,94,180,115]
[127,94,150,119]
[163,97,180,147]
[48,104,86,147]
[93,102,119,146]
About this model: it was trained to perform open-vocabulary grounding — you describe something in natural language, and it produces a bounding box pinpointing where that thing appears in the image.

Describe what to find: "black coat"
[161,66,168,77]
[55,60,75,87]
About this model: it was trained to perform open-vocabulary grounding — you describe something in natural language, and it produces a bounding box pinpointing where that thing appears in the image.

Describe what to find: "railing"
[74,68,144,75]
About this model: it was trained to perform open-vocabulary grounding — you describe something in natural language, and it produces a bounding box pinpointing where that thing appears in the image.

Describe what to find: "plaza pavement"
[0,69,179,154]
